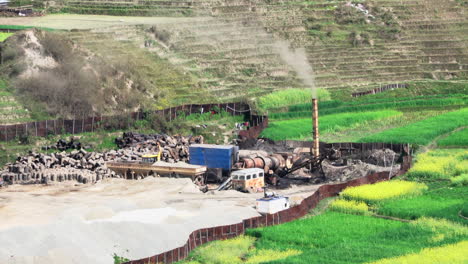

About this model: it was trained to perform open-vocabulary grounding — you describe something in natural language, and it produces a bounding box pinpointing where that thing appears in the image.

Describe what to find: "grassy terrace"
[359,108,468,144]
[261,110,401,141]
[259,81,468,145]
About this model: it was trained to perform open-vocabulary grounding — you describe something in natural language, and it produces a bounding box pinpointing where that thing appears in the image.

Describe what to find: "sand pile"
[0,178,262,264]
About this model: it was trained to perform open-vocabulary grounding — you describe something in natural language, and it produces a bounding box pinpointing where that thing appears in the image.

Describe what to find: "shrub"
[330,199,370,215]
[340,180,428,204]
[334,5,366,25]
[40,31,72,62]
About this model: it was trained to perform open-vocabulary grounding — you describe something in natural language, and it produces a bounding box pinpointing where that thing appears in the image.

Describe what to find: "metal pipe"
[312,98,319,158]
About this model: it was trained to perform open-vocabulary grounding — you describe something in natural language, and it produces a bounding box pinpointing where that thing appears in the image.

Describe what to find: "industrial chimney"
[312,98,319,158]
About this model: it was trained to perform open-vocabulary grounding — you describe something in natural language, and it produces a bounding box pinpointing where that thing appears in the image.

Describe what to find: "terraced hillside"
[1,0,467,122]
[65,26,201,106]
[54,0,467,97]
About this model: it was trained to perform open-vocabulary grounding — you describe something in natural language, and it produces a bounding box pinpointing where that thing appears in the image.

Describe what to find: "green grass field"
[359,108,468,144]
[179,210,467,264]
[437,127,468,147]
[269,96,467,120]
[377,186,467,224]
[261,110,401,141]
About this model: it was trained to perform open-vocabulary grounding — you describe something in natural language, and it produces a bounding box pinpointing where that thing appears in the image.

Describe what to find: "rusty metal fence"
[0,102,250,142]
[123,155,411,264]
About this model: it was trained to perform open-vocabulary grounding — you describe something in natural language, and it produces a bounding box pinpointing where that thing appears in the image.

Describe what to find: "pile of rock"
[115,132,204,163]
[115,132,203,148]
[0,149,118,185]
[41,138,86,151]
[0,132,207,186]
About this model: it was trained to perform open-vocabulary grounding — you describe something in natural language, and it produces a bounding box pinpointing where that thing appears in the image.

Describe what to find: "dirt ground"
[0,14,212,30]
[0,178,321,264]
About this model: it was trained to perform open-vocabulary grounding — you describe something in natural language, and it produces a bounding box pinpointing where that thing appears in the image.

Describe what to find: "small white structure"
[256,195,290,214]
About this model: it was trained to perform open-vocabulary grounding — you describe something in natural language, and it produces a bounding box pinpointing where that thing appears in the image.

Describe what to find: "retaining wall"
[123,156,411,264]
[0,102,250,142]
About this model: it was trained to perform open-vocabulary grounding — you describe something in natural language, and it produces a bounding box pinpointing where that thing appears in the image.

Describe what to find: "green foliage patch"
[0,32,13,42]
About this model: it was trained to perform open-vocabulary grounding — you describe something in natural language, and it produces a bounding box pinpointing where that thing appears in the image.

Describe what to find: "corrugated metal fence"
[0,102,250,142]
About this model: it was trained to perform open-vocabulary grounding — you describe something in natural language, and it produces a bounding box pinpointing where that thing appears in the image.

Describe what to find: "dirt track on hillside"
[0,14,212,30]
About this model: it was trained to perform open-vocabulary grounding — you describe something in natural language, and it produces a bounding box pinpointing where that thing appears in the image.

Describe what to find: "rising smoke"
[275,41,318,98]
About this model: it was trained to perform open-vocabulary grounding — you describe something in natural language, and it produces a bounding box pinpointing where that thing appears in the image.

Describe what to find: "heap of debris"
[41,138,85,151]
[116,132,204,163]
[0,132,205,185]
[1,149,111,185]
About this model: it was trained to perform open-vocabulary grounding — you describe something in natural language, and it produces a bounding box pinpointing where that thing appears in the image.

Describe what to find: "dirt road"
[0,14,212,30]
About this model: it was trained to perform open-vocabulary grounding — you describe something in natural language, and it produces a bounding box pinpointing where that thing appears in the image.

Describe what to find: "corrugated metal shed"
[189,144,239,170]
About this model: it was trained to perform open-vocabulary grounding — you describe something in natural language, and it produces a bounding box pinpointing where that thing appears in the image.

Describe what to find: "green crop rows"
[269,96,467,120]
[437,128,468,147]
[360,108,468,145]
[261,110,401,141]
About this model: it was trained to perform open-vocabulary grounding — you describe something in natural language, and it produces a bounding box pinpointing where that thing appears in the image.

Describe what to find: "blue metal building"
[189,144,239,171]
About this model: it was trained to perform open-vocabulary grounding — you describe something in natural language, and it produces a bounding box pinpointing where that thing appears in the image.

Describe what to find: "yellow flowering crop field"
[407,149,468,180]
[329,199,370,215]
[340,180,428,204]
[367,240,468,264]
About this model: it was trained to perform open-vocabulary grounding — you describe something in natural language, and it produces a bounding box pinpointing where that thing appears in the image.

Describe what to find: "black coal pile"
[41,138,85,151]
[115,132,204,148]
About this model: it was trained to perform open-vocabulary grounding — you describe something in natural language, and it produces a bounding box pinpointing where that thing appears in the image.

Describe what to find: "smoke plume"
[275,41,317,98]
